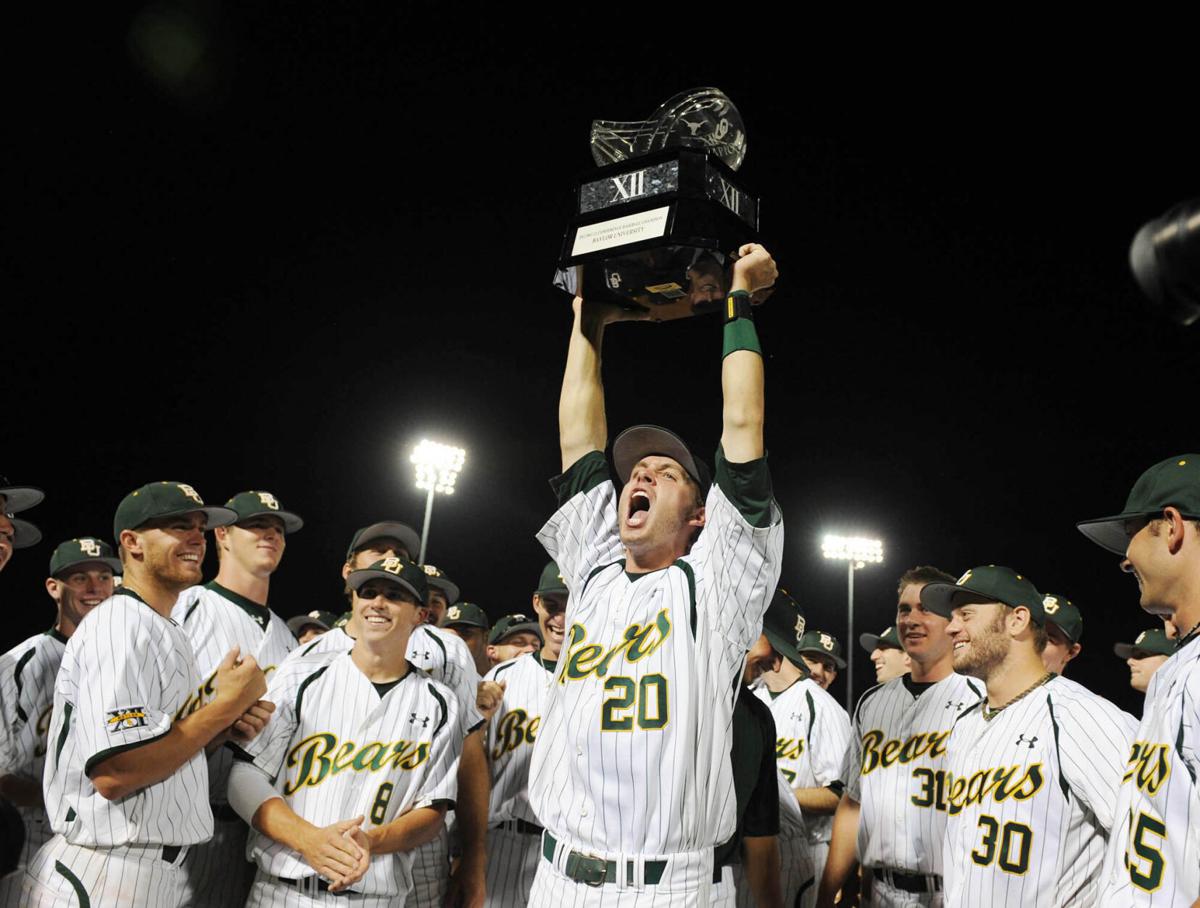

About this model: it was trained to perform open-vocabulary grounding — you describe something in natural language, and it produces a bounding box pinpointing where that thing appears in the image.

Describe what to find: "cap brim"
[0,487,45,514]
[238,510,304,533]
[859,633,883,653]
[919,581,998,619]
[428,577,460,604]
[491,621,543,643]
[11,519,41,549]
[53,557,123,576]
[345,568,425,602]
[1076,513,1141,556]
[351,522,422,561]
[287,615,329,634]
[798,648,847,669]
[535,584,568,597]
[763,627,807,672]
[612,425,709,489]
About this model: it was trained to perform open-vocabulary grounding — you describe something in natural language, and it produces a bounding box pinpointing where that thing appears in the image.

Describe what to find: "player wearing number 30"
[228,556,462,907]
[923,566,1136,908]
[528,244,783,905]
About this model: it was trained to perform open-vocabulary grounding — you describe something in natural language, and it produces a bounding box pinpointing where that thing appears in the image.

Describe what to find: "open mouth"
[363,613,393,630]
[626,490,652,528]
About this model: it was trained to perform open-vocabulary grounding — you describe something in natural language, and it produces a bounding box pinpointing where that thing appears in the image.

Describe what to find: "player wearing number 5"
[924,566,1136,908]
[528,244,784,905]
[228,556,462,907]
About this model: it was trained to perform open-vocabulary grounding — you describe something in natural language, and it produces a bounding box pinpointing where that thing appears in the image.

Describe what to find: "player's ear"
[341,561,353,580]
[1068,643,1082,661]
[45,577,60,600]
[689,505,706,529]
[119,529,143,559]
[486,644,498,662]
[1162,506,1187,552]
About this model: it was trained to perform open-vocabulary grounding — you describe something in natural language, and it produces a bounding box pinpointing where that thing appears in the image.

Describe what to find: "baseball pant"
[408,823,450,908]
[484,824,540,907]
[733,833,815,908]
[711,865,734,908]
[177,816,255,907]
[22,834,189,907]
[0,809,52,906]
[244,868,398,907]
[862,870,943,908]
[807,840,829,902]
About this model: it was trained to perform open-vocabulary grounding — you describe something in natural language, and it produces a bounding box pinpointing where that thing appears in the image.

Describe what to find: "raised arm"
[720,244,778,463]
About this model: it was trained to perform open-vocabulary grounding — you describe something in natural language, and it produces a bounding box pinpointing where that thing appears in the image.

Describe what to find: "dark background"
[4,7,1197,716]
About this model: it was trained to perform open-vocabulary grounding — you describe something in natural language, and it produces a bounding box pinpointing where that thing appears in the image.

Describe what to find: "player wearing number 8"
[227,557,463,907]
[926,566,1137,907]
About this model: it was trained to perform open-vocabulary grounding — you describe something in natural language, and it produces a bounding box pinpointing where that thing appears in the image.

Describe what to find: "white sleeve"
[413,682,463,810]
[811,696,853,787]
[1056,694,1137,833]
[439,634,485,732]
[238,664,302,780]
[535,451,623,593]
[842,707,865,803]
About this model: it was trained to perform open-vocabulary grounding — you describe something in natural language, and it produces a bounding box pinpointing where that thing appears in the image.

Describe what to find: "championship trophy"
[554,87,766,320]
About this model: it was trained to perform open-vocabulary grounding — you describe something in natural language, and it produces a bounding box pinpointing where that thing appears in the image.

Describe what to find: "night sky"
[6,7,1198,715]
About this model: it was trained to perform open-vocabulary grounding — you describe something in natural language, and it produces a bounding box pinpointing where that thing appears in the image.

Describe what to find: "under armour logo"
[1016,734,1038,749]
[946,700,965,710]
[408,712,430,728]
[409,650,431,661]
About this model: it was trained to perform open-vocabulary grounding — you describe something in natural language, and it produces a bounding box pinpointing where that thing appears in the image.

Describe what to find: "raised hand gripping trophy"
[554,87,767,320]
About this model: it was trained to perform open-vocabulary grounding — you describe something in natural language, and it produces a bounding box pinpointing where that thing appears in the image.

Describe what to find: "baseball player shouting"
[923,566,1136,907]
[170,490,304,906]
[528,243,783,905]
[480,561,568,907]
[24,482,271,907]
[818,566,983,908]
[0,537,122,903]
[1078,454,1200,905]
[228,556,462,907]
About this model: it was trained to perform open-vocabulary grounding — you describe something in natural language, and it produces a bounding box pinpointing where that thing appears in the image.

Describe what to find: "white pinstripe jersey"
[844,673,984,874]
[42,590,213,846]
[484,651,554,825]
[239,650,462,897]
[172,581,297,804]
[943,674,1137,907]
[530,450,784,856]
[1100,633,1200,906]
[756,677,851,845]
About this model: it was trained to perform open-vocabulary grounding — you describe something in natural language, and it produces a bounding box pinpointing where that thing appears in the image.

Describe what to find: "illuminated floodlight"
[411,440,466,495]
[821,534,883,568]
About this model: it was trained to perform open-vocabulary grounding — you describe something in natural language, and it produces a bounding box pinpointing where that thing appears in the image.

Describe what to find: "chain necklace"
[1177,619,1200,649]
[982,672,1056,721]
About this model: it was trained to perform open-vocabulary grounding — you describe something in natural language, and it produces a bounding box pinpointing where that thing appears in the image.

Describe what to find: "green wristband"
[723,317,762,358]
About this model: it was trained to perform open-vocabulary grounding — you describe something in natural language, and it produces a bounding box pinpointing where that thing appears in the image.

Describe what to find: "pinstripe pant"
[483,826,539,907]
[22,834,189,907]
[863,873,943,908]
[711,866,734,908]
[177,817,255,907]
[0,809,52,906]
[244,868,398,907]
[408,824,450,908]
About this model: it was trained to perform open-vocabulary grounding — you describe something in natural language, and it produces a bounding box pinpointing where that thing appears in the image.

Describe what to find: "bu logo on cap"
[1135,631,1147,644]
[79,538,101,557]
[382,557,403,575]
[957,569,973,585]
[177,484,204,505]
[257,492,280,510]
[447,606,461,620]
[423,564,441,577]
[820,633,835,651]
[794,615,806,642]
[1043,596,1060,614]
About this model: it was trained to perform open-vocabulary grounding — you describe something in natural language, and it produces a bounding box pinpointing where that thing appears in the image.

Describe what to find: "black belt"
[542,831,666,887]
[276,876,349,896]
[161,845,182,864]
[872,866,942,893]
[494,818,544,836]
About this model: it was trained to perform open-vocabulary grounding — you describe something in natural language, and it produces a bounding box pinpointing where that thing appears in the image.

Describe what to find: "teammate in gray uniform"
[818,566,983,908]
[924,566,1136,907]
[0,537,121,903]
[0,480,45,573]
[528,243,782,905]
[170,490,304,907]
[480,562,567,907]
[1039,594,1083,676]
[1077,454,1200,904]
[860,626,910,684]
[24,482,271,907]
[1113,627,1174,693]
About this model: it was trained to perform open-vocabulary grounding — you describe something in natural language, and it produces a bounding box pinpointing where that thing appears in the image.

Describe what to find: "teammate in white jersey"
[1077,454,1200,905]
[25,481,270,907]
[229,556,462,906]
[859,626,910,684]
[753,592,849,905]
[0,480,44,574]
[921,565,1137,907]
[170,489,304,906]
[1040,594,1083,676]
[0,537,121,903]
[480,560,567,907]
[818,566,983,908]
[529,244,782,905]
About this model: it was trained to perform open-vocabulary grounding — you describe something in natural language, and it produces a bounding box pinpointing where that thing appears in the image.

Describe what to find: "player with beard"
[0,537,122,902]
[818,566,982,908]
[925,566,1135,907]
[25,483,271,907]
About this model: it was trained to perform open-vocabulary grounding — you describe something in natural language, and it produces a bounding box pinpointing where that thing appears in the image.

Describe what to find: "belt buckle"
[567,851,608,887]
[582,858,608,888]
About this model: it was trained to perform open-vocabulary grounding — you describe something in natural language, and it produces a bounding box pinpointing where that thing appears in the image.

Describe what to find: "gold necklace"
[982,672,1056,721]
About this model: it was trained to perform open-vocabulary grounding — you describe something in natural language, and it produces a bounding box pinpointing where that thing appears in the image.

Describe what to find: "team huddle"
[0,243,1196,906]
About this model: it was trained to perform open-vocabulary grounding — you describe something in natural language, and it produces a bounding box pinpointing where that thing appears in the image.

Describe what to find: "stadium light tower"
[821,534,884,711]
[410,439,466,564]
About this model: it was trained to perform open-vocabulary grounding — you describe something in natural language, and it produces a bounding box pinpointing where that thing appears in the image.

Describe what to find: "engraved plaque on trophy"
[553,88,766,321]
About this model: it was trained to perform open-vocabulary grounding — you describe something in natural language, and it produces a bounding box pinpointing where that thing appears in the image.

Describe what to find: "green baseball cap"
[535,561,568,596]
[1,477,45,548]
[112,482,237,543]
[761,589,809,668]
[920,565,1046,623]
[611,424,713,491]
[421,564,460,604]
[488,612,543,645]
[441,602,490,631]
[49,538,122,576]
[286,610,339,637]
[796,631,847,669]
[345,556,429,603]
[345,521,421,562]
[859,626,901,653]
[1114,628,1175,660]
[1042,594,1083,644]
[1078,455,1200,555]
[225,491,304,533]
